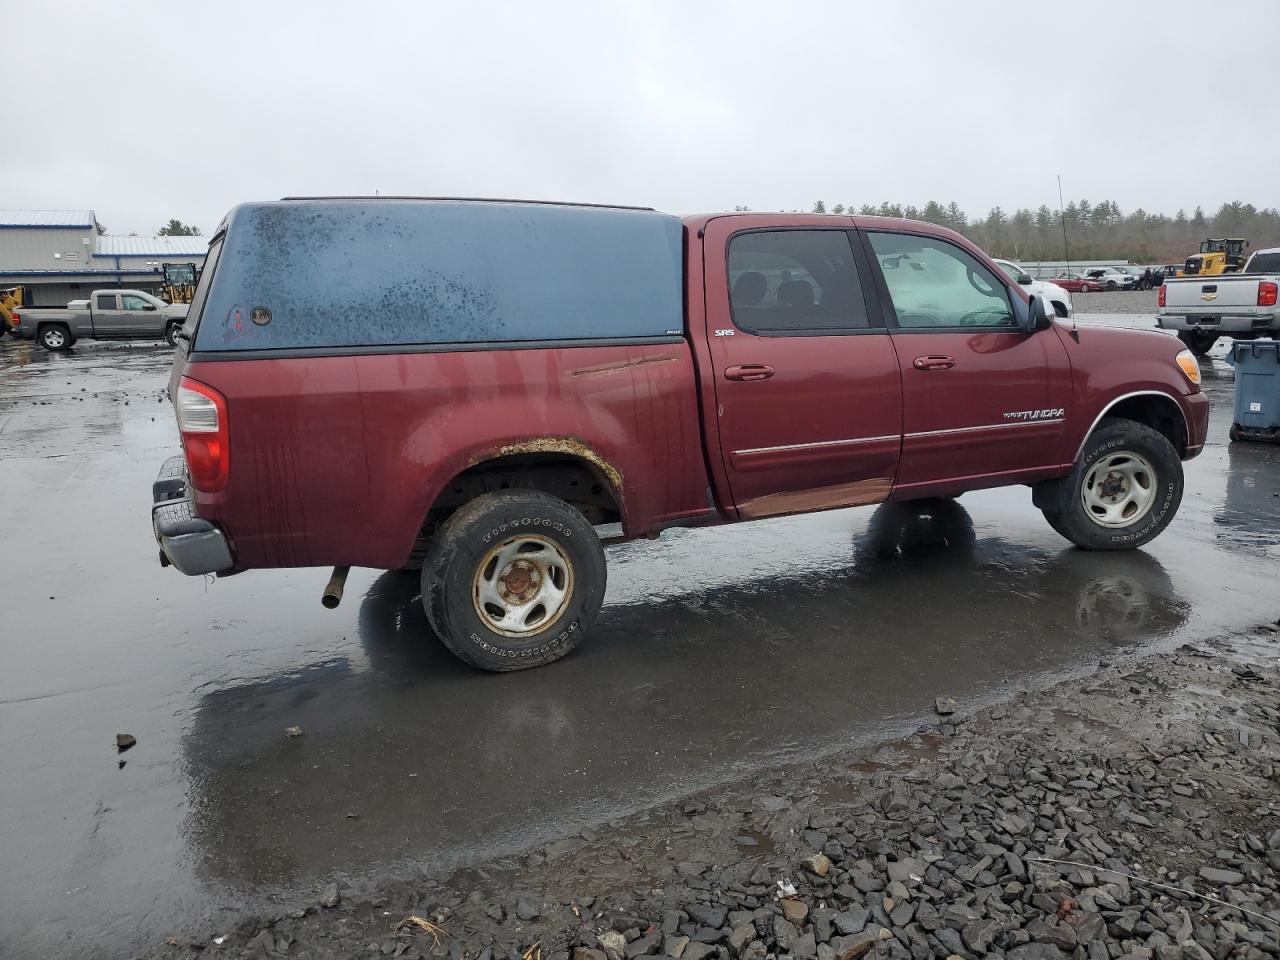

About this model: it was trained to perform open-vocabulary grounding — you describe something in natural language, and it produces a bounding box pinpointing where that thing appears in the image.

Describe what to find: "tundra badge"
[1003,408,1065,422]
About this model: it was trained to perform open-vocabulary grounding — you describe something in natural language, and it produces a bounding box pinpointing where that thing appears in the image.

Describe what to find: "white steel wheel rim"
[1081,450,1158,528]
[44,329,65,347]
[472,533,574,638]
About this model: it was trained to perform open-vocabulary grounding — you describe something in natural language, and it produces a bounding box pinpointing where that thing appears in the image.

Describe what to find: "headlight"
[1175,349,1201,386]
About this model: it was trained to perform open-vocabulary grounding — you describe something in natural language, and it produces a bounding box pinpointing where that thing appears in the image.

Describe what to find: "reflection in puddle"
[1215,442,1280,558]
[180,499,1188,898]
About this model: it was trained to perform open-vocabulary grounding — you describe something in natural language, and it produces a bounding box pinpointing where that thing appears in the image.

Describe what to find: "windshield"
[995,260,1025,281]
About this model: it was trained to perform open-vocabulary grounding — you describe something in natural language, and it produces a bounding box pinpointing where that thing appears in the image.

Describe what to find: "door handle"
[913,355,956,371]
[724,364,775,382]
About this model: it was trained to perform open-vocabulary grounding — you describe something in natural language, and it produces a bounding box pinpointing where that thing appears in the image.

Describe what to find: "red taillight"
[175,376,229,492]
[8,311,18,326]
[1157,284,1166,307]
[1259,281,1278,308]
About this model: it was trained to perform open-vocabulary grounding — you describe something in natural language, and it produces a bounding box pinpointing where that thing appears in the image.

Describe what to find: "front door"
[860,229,1071,492]
[119,293,156,336]
[703,219,902,519]
[92,292,128,338]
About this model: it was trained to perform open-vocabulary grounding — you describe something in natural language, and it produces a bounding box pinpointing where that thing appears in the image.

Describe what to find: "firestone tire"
[1038,420,1183,551]
[420,490,606,671]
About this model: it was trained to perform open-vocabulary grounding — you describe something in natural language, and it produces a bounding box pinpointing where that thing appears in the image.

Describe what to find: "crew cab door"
[702,218,902,519]
[91,292,127,338]
[859,228,1071,493]
[119,293,158,336]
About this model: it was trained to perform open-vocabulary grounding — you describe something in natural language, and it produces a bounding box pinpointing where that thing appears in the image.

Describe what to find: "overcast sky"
[5,0,1278,236]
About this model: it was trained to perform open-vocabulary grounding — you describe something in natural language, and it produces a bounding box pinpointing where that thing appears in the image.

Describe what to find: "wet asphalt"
[1,319,1278,958]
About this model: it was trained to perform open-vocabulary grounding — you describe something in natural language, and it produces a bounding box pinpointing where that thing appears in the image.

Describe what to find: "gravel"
[1072,289,1158,316]
[143,627,1280,960]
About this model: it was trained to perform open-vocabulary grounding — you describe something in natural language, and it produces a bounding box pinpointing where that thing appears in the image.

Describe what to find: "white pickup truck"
[1157,247,1280,355]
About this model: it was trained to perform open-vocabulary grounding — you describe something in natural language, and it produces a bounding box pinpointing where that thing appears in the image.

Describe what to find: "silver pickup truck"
[14,289,189,351]
[1157,248,1280,355]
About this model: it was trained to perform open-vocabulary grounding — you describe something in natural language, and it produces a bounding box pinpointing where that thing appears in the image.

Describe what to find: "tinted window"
[122,294,149,310]
[95,294,116,310]
[727,230,868,333]
[193,202,683,352]
[1247,252,1280,273]
[868,232,1014,329]
[186,237,222,335]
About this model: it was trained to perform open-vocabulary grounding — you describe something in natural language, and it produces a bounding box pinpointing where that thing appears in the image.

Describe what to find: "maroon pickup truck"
[153,198,1208,670]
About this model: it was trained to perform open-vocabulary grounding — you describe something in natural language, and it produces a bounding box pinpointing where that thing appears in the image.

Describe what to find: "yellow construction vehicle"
[1,285,23,333]
[159,262,198,304]
[1180,238,1249,276]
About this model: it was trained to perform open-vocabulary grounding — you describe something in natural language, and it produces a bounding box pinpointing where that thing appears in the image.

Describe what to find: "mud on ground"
[148,624,1280,960]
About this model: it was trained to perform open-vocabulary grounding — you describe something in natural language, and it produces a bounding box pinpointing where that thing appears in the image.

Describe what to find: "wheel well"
[1050,299,1069,318]
[407,454,623,565]
[1098,395,1186,455]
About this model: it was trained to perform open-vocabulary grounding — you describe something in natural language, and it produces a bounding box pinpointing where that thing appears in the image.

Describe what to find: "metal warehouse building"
[0,209,208,306]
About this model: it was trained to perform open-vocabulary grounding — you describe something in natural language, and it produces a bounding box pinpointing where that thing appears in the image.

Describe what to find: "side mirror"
[1017,274,1033,285]
[1025,295,1053,333]
[143,303,158,311]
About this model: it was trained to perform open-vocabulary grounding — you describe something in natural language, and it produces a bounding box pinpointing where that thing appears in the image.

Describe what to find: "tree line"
[783,200,1280,265]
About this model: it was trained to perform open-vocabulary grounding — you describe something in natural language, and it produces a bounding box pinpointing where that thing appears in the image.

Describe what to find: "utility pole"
[1057,174,1071,274]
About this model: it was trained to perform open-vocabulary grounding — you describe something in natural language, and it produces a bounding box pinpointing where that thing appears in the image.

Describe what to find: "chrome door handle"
[724,364,775,382]
[913,355,956,371]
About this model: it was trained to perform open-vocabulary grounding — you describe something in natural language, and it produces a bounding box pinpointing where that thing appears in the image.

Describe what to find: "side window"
[96,294,117,310]
[727,230,869,334]
[122,294,149,310]
[867,232,1015,329]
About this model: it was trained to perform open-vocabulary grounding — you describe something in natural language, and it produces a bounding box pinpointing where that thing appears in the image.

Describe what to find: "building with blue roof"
[0,209,208,306]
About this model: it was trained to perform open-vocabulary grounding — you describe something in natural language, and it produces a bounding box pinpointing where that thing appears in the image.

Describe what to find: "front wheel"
[1037,420,1183,550]
[1177,330,1219,356]
[163,321,181,346]
[421,490,607,671]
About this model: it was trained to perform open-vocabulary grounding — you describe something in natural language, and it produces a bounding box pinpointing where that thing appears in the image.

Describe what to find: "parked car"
[1084,268,1134,291]
[991,259,1073,318]
[1160,264,1182,283]
[1052,273,1103,292]
[1157,246,1280,355]
[14,290,189,351]
[152,199,1208,671]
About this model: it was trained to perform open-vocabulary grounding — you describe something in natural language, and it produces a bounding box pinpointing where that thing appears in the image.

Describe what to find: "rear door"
[91,293,127,338]
[703,218,902,519]
[860,228,1071,493]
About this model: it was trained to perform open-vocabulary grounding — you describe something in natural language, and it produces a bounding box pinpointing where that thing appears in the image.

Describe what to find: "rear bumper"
[1157,313,1277,332]
[152,455,233,575]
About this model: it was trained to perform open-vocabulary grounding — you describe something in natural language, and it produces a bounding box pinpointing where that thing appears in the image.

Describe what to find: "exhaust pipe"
[321,566,350,609]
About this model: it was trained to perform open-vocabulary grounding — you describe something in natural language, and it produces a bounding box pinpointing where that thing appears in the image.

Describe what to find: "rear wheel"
[420,490,606,671]
[1177,330,1219,356]
[38,324,72,351]
[1037,420,1183,550]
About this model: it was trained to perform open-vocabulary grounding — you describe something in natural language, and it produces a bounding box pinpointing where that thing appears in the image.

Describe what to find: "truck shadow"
[179,499,1186,894]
